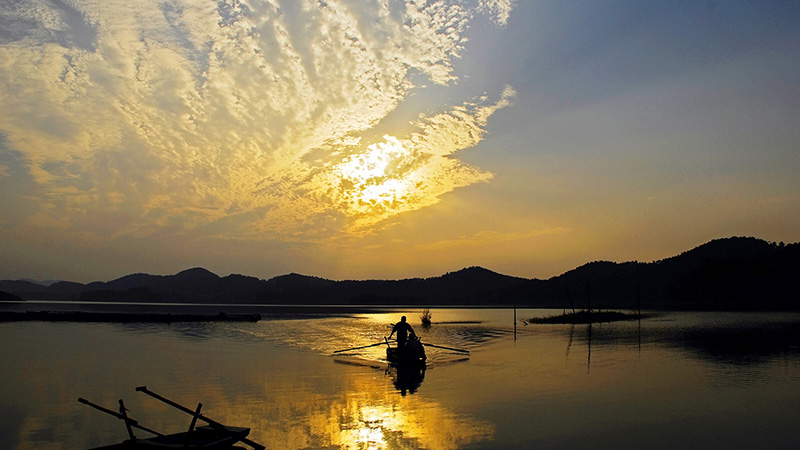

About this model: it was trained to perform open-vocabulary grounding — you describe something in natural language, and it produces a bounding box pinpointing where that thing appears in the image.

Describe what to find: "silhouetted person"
[389,316,415,351]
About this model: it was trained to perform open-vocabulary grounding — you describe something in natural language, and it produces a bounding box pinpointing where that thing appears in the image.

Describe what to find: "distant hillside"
[540,237,800,311]
[1,237,798,310]
[0,290,22,301]
[2,268,266,304]
[256,267,528,305]
[0,279,66,301]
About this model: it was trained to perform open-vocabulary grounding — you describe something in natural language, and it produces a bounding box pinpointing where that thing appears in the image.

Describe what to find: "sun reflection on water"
[166,339,498,450]
[223,362,496,450]
[341,404,395,449]
[328,391,494,450]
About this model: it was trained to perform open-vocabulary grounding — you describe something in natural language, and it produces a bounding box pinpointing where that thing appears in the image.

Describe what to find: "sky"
[1,0,799,283]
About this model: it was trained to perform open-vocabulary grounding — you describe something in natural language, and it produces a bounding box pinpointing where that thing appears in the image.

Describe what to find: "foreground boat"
[89,425,251,449]
[80,386,264,450]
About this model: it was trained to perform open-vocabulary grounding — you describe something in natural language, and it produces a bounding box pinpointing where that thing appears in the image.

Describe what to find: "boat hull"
[386,337,427,366]
[90,425,250,449]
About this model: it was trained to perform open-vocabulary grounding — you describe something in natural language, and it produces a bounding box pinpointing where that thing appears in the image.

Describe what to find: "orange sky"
[1,1,799,283]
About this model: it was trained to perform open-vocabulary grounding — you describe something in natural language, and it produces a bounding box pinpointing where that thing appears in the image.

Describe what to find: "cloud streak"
[0,0,514,241]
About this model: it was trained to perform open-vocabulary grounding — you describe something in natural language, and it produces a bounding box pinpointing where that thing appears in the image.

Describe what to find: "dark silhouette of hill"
[262,273,335,293]
[19,278,60,287]
[1,237,798,310]
[0,290,22,301]
[256,267,528,305]
[540,237,799,311]
[74,268,266,303]
[0,279,66,300]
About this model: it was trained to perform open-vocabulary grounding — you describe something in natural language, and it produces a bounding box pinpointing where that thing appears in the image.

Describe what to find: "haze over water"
[2,309,799,449]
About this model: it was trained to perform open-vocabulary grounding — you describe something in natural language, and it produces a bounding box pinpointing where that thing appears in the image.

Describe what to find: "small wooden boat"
[80,386,264,450]
[386,335,427,365]
[333,336,468,367]
[89,425,251,449]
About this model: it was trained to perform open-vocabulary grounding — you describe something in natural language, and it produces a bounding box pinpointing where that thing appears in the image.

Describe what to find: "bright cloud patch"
[0,0,515,240]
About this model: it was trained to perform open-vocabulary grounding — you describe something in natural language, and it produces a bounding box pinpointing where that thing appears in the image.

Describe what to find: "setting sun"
[335,136,417,212]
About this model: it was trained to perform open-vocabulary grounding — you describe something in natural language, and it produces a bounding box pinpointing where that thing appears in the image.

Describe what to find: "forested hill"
[541,237,799,311]
[2,237,798,310]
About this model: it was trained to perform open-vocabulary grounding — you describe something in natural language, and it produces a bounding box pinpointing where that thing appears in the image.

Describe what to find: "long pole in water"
[422,343,469,354]
[514,306,517,341]
[332,342,385,353]
[135,386,265,450]
[77,398,164,437]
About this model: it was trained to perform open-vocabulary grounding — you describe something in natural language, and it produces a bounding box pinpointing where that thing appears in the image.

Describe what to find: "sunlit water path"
[2,309,800,449]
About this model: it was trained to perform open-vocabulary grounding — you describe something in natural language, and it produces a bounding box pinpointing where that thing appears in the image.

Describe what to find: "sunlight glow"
[341,404,396,449]
[333,396,495,450]
[334,136,420,212]
[0,1,516,242]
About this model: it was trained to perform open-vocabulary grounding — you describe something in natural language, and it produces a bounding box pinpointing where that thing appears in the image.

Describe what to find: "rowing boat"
[90,425,251,449]
[386,335,427,365]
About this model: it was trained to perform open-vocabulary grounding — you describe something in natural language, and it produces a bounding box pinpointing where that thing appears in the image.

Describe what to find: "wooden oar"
[78,397,164,437]
[135,386,265,450]
[422,343,470,354]
[332,342,385,354]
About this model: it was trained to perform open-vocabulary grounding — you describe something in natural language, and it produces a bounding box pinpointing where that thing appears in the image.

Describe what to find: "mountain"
[541,237,800,311]
[0,279,67,300]
[0,290,22,301]
[252,267,529,305]
[1,237,798,310]
[76,268,266,303]
[18,278,60,287]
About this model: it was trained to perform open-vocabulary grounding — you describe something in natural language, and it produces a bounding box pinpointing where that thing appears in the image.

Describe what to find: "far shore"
[525,310,645,325]
[0,302,455,322]
[0,310,263,323]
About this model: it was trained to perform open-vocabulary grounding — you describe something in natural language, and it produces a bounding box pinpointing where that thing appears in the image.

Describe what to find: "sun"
[334,135,421,214]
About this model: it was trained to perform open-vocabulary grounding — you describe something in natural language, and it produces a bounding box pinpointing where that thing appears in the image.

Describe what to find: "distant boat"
[386,335,427,365]
[79,386,264,450]
[333,335,468,366]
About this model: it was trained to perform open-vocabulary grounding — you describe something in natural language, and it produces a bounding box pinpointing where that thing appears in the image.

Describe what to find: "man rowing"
[388,316,416,351]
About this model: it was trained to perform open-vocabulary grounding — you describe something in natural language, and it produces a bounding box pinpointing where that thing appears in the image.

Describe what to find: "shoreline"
[525,310,645,325]
[0,310,263,323]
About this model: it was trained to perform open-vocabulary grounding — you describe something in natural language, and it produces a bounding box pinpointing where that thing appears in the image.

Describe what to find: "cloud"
[478,0,515,26]
[0,0,516,241]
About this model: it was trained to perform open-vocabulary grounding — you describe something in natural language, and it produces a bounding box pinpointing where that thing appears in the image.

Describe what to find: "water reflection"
[388,365,426,396]
[664,322,800,365]
[331,393,494,450]
[235,365,494,450]
[3,310,800,449]
[548,313,800,368]
[1,318,496,449]
[334,358,427,396]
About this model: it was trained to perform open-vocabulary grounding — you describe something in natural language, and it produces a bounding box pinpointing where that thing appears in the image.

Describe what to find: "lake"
[2,308,800,449]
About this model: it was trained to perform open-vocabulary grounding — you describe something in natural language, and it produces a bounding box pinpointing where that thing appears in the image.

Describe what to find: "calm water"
[2,309,800,449]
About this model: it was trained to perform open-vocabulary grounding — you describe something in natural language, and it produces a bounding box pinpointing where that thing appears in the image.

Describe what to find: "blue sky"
[1,0,798,282]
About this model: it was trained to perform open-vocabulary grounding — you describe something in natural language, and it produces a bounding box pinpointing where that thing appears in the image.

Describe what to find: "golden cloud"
[0,0,516,240]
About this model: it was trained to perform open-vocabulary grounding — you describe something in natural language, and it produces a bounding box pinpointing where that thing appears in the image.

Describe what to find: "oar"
[332,342,385,354]
[78,397,164,437]
[135,386,265,450]
[422,343,470,354]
